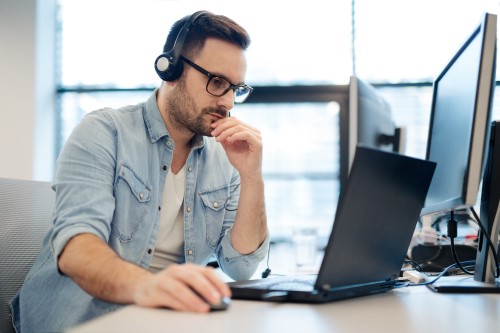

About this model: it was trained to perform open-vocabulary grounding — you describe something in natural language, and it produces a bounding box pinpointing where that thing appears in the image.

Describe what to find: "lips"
[210,112,224,118]
[204,106,227,121]
[208,113,224,122]
[208,108,228,120]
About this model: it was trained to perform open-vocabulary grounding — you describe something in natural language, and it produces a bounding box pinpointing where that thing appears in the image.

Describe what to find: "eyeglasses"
[181,56,253,104]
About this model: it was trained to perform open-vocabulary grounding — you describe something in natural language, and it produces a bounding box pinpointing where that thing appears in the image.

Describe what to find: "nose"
[216,89,235,111]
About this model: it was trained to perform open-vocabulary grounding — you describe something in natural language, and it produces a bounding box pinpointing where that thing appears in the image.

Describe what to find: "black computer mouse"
[208,296,231,311]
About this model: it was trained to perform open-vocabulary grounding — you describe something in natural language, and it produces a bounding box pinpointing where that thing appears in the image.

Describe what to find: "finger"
[220,132,262,154]
[219,123,261,139]
[203,267,232,298]
[211,118,260,137]
[222,130,260,144]
[175,266,226,305]
[157,276,210,312]
[214,125,261,145]
[135,275,207,312]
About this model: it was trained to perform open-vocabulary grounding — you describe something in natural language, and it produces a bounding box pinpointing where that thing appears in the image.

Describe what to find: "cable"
[261,242,272,278]
[221,182,271,278]
[403,259,428,273]
[220,181,271,277]
[427,207,500,279]
[470,207,500,278]
[450,237,474,275]
[404,260,477,287]
[448,211,474,275]
[404,204,500,288]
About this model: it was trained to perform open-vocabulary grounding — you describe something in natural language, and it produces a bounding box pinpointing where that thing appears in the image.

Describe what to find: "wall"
[0,0,55,181]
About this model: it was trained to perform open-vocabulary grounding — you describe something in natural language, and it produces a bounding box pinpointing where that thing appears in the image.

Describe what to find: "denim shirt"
[10,90,269,333]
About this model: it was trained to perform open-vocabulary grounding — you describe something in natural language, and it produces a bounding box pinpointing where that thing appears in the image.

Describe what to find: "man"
[11,11,269,332]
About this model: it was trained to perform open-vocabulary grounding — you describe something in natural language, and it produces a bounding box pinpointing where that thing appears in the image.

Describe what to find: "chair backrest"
[0,178,54,333]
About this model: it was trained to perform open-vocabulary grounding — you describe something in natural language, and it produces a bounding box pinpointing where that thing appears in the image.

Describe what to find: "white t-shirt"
[149,165,186,273]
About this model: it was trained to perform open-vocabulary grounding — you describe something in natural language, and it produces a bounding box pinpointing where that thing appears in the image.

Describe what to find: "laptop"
[229,145,436,303]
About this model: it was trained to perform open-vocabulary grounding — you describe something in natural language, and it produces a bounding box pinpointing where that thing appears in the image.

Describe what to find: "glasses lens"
[207,76,230,96]
[234,86,252,103]
[207,76,253,103]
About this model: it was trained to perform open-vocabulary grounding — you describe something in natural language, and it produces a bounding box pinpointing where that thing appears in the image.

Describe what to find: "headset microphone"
[155,10,209,82]
[260,243,272,278]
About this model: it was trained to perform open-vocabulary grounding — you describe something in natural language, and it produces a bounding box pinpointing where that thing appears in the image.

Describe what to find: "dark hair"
[162,11,251,59]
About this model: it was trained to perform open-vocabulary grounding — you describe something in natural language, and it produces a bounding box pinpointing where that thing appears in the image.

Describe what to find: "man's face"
[166,38,248,137]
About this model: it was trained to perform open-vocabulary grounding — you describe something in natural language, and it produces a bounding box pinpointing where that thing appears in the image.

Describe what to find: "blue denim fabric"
[10,90,269,333]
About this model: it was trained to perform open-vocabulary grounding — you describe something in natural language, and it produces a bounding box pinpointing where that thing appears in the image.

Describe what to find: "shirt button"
[162,165,167,171]
[187,207,191,213]
[188,249,193,255]
[158,206,161,211]
[167,140,173,147]
[147,248,152,254]
[139,193,144,200]
[188,166,192,172]
[213,202,219,208]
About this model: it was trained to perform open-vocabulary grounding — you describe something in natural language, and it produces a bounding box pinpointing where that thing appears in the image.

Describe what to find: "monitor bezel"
[420,12,496,216]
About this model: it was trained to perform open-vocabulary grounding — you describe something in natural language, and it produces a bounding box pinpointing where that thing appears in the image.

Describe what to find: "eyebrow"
[183,56,246,86]
[212,71,245,87]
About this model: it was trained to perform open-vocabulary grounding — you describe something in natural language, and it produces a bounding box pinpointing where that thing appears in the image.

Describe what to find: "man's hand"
[59,234,231,313]
[210,117,268,254]
[210,117,263,178]
[134,263,231,312]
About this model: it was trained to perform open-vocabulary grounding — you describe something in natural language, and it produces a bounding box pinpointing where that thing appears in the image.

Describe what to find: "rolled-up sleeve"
[50,110,117,259]
[217,228,270,281]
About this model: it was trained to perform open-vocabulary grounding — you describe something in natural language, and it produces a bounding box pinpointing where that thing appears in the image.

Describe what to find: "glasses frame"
[181,56,253,103]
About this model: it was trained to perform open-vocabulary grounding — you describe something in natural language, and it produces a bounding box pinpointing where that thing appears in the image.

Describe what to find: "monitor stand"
[428,276,500,293]
[429,121,500,294]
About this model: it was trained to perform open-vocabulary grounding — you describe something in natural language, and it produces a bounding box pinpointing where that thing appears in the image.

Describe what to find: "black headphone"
[154,11,209,82]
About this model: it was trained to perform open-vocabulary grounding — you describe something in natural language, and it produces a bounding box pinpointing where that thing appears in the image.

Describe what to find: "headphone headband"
[155,10,210,81]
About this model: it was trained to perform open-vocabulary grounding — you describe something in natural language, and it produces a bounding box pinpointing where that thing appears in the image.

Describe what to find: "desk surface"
[68,280,500,333]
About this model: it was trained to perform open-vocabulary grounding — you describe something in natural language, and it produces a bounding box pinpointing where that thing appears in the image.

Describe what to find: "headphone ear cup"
[164,61,184,82]
[156,11,208,82]
[155,52,184,81]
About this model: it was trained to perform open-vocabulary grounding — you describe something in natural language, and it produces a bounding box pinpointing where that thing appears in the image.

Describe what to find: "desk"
[68,242,500,333]
[68,280,500,333]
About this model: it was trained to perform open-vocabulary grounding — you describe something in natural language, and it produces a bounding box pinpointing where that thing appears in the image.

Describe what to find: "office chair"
[0,178,54,333]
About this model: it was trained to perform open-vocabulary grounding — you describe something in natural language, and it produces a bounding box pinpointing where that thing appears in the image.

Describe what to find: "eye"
[210,76,229,90]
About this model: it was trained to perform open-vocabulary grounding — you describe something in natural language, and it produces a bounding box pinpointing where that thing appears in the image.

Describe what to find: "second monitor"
[339,75,405,190]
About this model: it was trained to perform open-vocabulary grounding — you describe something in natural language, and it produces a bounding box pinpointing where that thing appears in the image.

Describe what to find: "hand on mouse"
[133,263,232,313]
[208,296,231,311]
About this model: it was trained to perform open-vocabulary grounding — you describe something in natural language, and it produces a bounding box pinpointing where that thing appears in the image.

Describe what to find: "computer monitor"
[421,12,498,290]
[421,13,496,215]
[477,120,500,284]
[339,75,405,190]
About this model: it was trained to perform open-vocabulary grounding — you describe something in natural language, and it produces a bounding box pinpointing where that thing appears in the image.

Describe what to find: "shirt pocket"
[199,186,230,248]
[112,163,151,242]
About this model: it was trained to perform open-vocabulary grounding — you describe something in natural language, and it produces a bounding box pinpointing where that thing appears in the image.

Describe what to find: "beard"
[166,79,227,137]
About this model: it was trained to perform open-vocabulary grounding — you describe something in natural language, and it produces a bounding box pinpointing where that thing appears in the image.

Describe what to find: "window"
[353,0,492,81]
[56,0,499,239]
[58,1,352,87]
[236,102,340,237]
